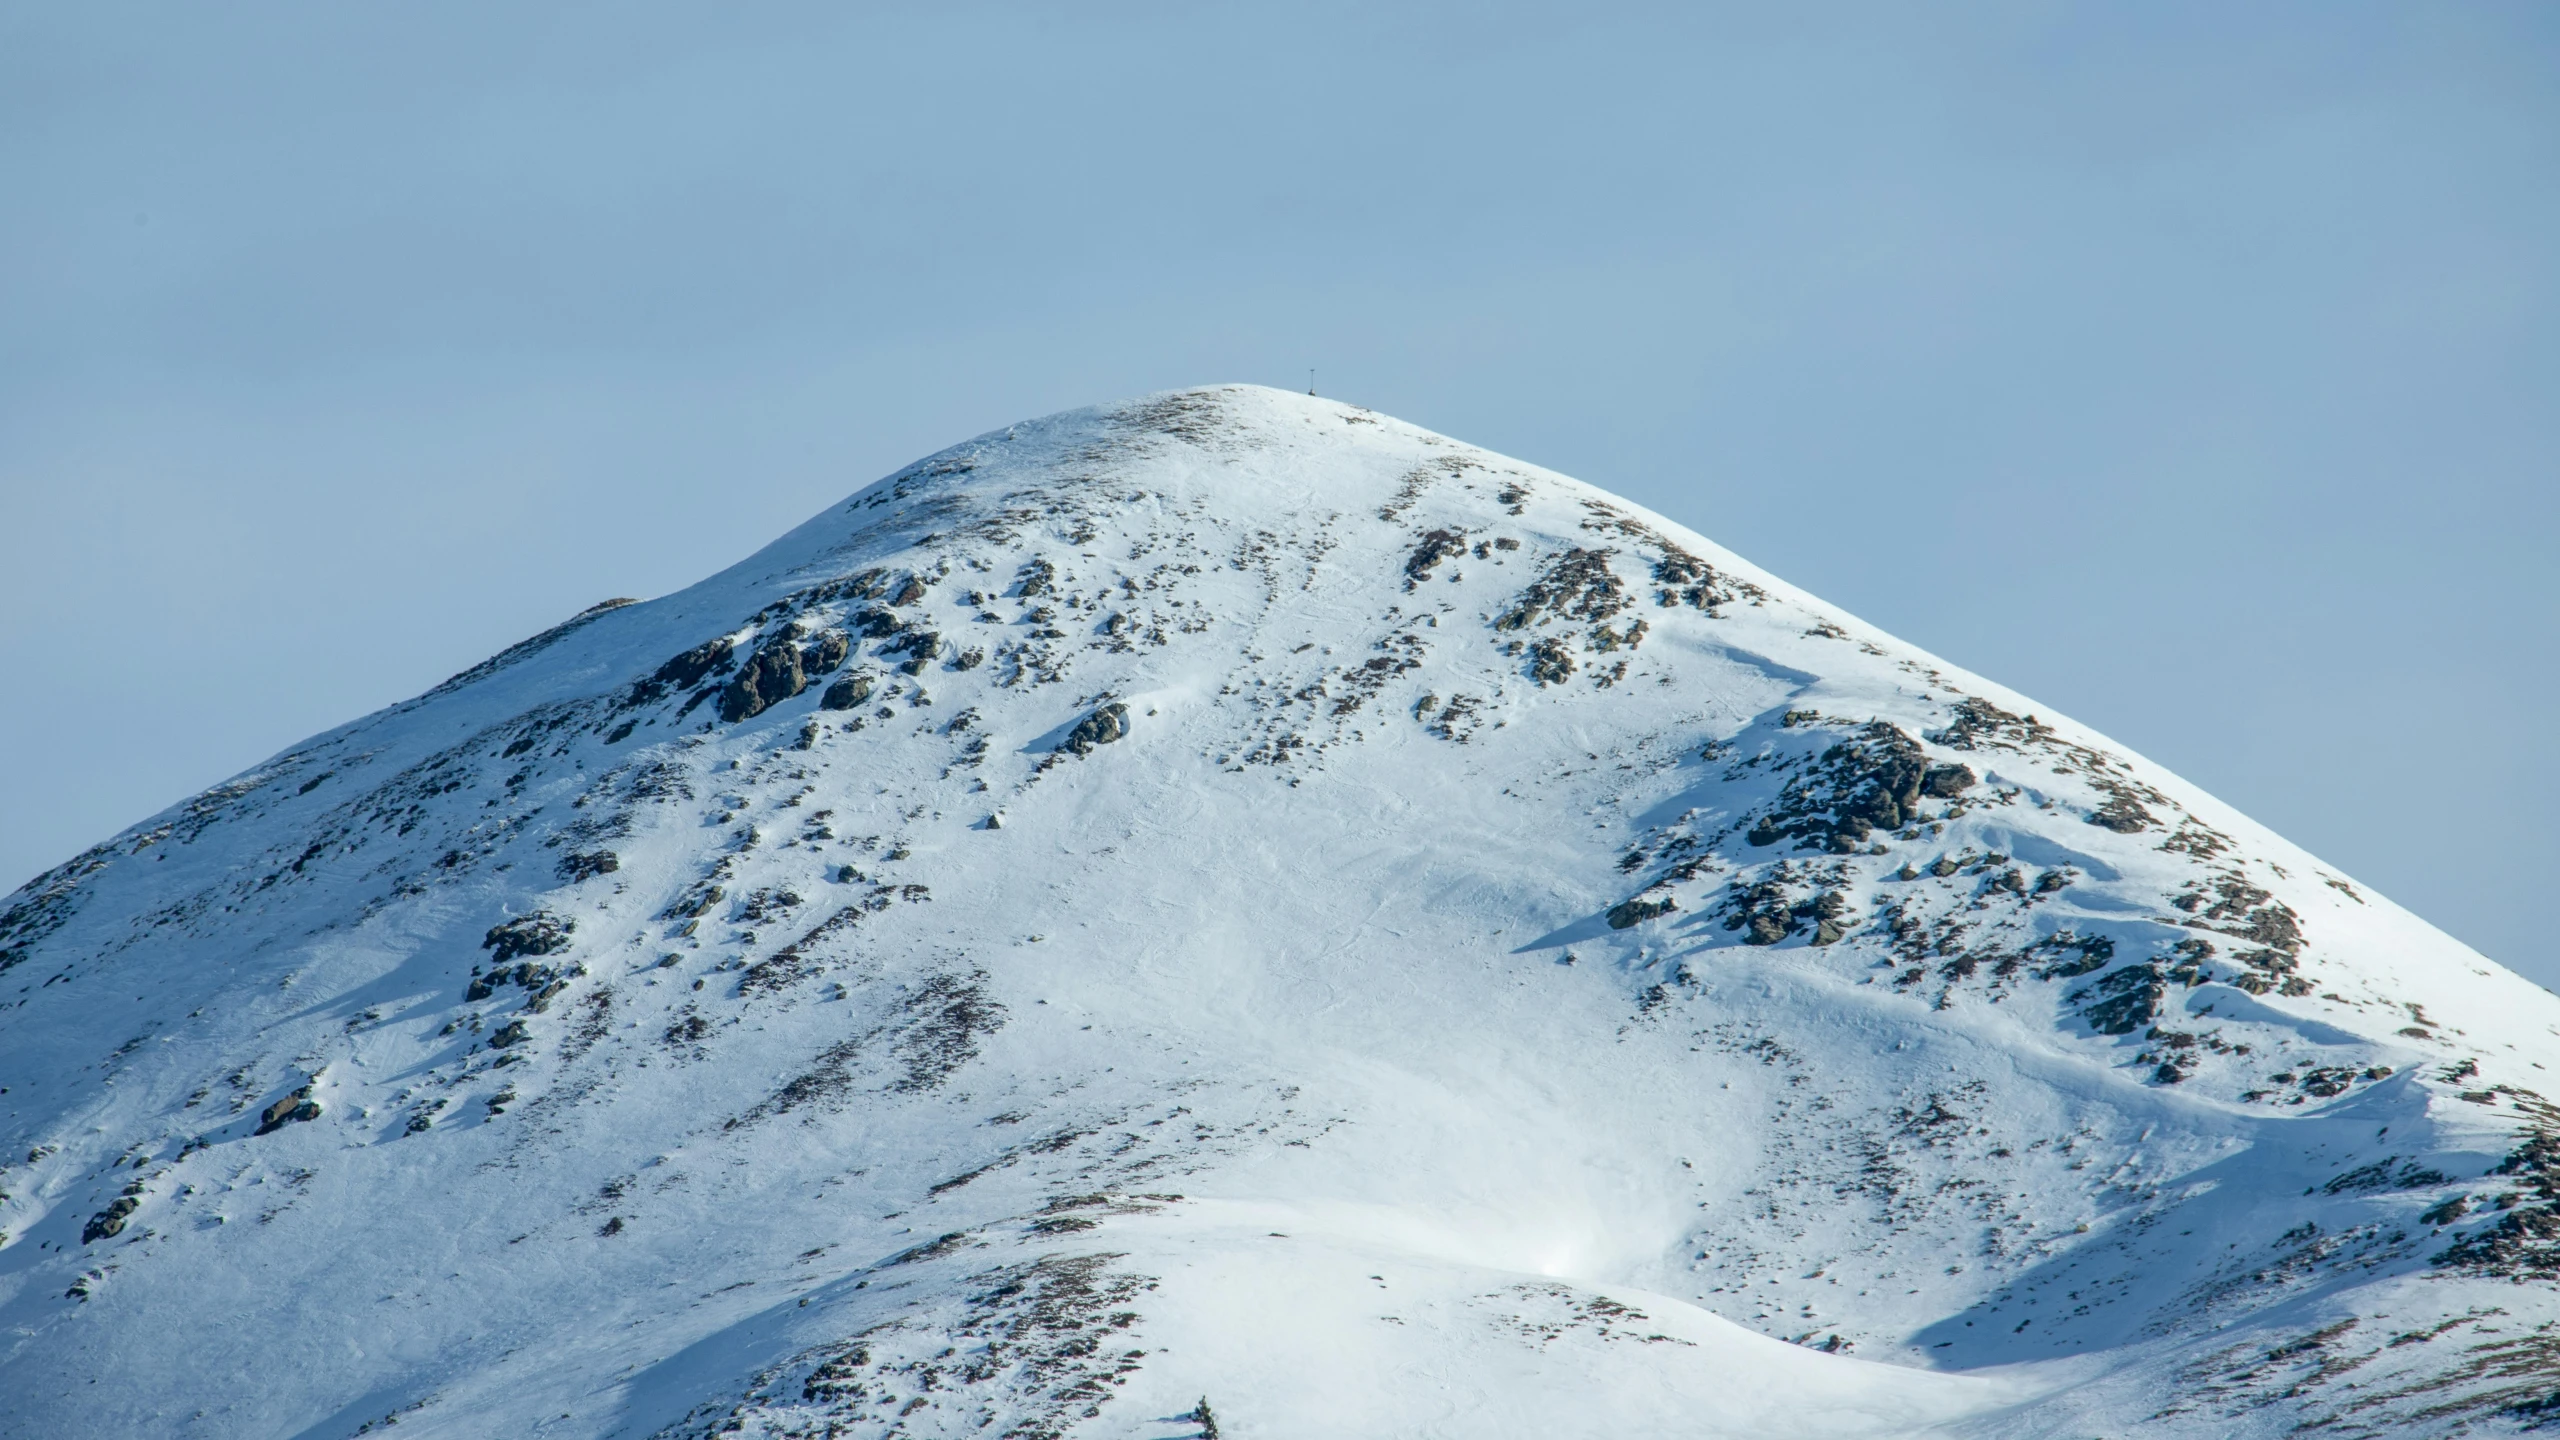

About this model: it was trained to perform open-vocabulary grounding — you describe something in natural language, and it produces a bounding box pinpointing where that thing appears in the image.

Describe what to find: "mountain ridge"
[3,384,2555,1438]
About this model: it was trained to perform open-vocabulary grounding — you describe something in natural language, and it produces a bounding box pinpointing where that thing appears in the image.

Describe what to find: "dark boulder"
[820,673,875,711]
[557,850,618,882]
[1721,877,1801,945]
[622,636,737,708]
[800,630,850,676]
[718,637,809,723]
[1061,702,1131,756]
[1606,895,1677,929]
[883,629,942,664]
[255,1085,321,1135]
[652,637,735,690]
[1745,722,1939,852]
[83,1191,142,1244]
[483,913,573,964]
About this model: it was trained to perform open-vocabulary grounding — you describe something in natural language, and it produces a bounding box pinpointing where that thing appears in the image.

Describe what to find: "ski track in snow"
[3,385,2557,1438]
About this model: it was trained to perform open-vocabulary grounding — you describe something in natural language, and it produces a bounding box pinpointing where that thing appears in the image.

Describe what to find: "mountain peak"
[4,387,2555,1438]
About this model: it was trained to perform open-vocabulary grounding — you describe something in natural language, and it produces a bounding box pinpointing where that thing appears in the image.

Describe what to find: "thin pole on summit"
[1308,370,1315,396]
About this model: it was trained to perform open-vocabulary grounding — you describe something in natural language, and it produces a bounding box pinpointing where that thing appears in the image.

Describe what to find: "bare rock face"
[717,635,809,723]
[2,386,2554,1440]
[625,636,735,709]
[799,629,850,677]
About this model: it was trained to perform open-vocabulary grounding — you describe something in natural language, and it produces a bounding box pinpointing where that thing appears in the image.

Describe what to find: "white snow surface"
[3,385,2557,1438]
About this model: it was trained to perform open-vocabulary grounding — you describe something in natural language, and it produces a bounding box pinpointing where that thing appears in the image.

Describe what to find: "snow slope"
[4,385,2557,1438]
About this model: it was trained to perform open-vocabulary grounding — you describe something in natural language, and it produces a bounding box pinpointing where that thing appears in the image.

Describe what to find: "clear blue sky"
[4,4,2553,981]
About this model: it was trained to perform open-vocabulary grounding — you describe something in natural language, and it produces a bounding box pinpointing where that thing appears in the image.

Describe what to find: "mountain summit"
[4,386,2556,1437]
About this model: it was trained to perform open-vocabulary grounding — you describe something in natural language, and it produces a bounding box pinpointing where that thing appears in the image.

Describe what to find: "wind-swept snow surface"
[4,386,2557,1437]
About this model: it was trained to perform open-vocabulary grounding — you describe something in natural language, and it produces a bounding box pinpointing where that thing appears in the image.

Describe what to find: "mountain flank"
[3,386,2557,1438]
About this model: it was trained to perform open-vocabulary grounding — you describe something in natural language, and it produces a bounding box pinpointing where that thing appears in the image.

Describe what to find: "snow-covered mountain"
[4,385,2556,1439]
